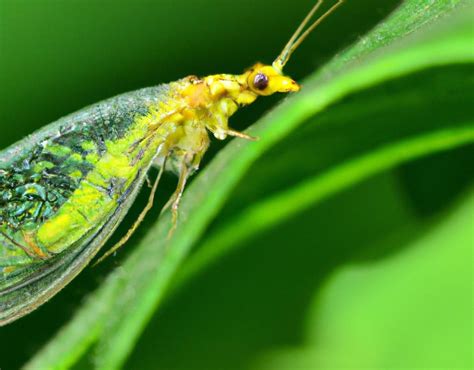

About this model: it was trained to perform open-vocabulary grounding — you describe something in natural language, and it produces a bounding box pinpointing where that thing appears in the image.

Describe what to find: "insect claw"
[145,175,153,188]
[226,129,259,141]
[160,195,177,239]
[167,207,178,240]
[160,196,173,216]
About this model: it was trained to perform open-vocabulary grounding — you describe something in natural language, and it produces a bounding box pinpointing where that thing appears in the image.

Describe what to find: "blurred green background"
[0,0,472,369]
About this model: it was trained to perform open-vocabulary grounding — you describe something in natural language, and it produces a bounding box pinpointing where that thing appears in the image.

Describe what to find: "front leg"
[206,98,258,141]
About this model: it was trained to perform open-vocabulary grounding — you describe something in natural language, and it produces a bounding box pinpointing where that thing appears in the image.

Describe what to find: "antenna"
[273,0,345,73]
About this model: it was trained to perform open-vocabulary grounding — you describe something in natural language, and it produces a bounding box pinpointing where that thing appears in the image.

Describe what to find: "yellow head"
[202,65,298,107]
[244,63,300,96]
[244,1,345,100]
[204,1,344,106]
[192,1,344,140]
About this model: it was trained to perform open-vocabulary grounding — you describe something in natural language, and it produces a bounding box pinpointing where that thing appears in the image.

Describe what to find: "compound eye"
[253,73,269,91]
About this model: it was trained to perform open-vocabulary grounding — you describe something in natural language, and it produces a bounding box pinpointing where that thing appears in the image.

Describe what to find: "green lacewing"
[0,0,344,325]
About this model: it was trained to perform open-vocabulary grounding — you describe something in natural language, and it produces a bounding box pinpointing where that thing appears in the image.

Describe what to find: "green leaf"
[173,126,474,294]
[23,1,473,369]
[250,191,474,370]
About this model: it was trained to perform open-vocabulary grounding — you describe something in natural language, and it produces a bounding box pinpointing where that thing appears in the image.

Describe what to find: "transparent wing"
[0,85,170,325]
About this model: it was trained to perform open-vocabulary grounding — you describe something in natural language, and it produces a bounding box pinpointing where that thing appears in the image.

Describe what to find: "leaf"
[24,1,473,369]
[250,190,474,370]
[173,126,474,294]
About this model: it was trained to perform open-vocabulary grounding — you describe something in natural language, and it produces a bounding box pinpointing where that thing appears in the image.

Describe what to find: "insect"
[0,0,344,325]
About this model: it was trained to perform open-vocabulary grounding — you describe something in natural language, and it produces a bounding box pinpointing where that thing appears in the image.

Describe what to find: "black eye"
[253,73,269,90]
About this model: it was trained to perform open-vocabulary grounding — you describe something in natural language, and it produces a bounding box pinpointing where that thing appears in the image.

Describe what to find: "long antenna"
[273,0,345,73]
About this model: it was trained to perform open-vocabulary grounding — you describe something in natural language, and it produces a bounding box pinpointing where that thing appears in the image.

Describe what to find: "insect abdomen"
[1,85,172,260]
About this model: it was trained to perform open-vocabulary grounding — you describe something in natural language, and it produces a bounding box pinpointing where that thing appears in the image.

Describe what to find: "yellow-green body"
[0,65,298,325]
[35,68,297,252]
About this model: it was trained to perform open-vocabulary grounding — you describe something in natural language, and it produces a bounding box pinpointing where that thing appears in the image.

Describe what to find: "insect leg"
[224,129,259,141]
[94,156,168,264]
[163,158,191,239]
